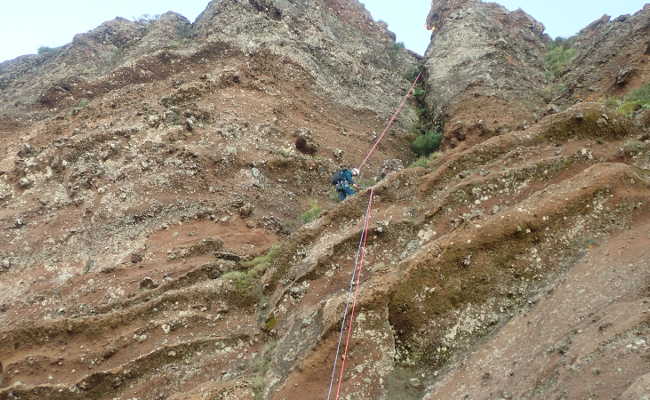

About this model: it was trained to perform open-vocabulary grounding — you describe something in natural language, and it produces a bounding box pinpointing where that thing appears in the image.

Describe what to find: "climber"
[331,167,360,201]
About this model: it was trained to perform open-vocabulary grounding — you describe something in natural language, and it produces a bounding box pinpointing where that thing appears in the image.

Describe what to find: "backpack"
[331,170,345,185]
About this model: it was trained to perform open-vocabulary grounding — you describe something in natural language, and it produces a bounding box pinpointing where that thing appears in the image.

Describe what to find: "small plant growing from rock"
[221,270,259,307]
[300,201,322,224]
[603,83,650,116]
[618,83,650,115]
[220,271,251,289]
[222,244,280,306]
[544,38,576,79]
[411,130,443,156]
[241,245,280,277]
[37,46,59,56]
[410,152,440,169]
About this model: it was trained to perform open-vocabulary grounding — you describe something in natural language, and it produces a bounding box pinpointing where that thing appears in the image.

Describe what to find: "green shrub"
[221,269,260,307]
[623,139,647,155]
[264,314,278,331]
[37,46,58,55]
[626,83,650,104]
[411,131,443,156]
[242,245,280,277]
[614,83,650,116]
[415,105,433,122]
[410,152,440,169]
[410,157,429,168]
[300,201,322,224]
[222,244,281,306]
[617,102,640,116]
[221,271,252,290]
[404,66,422,82]
[545,41,576,79]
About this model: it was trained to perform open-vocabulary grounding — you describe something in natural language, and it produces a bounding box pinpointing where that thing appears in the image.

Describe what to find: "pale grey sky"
[0,1,648,62]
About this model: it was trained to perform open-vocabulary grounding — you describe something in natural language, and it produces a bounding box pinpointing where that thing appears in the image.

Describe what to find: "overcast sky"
[0,1,648,63]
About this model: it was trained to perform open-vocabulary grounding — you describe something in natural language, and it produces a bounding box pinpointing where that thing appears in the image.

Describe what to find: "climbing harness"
[357,71,423,172]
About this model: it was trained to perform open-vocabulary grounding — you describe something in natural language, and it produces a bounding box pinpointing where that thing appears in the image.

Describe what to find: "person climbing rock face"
[331,167,360,201]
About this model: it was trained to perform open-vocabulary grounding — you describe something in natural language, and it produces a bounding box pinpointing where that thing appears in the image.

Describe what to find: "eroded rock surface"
[559,5,650,103]
[0,1,649,400]
[423,0,548,147]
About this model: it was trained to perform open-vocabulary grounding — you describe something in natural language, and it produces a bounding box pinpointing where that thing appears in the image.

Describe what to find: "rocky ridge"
[423,0,548,148]
[0,1,649,399]
[559,4,650,103]
[0,0,418,123]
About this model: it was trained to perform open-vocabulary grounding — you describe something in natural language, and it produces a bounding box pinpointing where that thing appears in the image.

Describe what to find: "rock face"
[423,0,548,147]
[0,2,421,396]
[0,1,649,400]
[0,1,418,125]
[0,13,193,114]
[558,5,650,103]
[193,0,418,119]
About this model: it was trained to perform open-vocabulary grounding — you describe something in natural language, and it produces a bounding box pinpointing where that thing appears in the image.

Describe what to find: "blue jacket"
[333,169,355,186]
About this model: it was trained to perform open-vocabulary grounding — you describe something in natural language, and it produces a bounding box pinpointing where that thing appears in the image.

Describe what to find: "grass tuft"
[545,39,576,79]
[222,245,280,306]
[410,152,440,169]
[300,201,322,224]
[241,245,280,277]
[605,83,650,116]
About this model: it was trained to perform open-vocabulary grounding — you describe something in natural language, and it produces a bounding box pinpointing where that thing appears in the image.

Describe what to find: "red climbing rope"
[333,188,375,400]
[326,188,375,400]
[326,69,423,399]
[358,71,423,171]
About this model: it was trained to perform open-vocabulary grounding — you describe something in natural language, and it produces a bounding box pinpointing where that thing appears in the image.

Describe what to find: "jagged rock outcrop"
[423,0,549,148]
[0,1,649,399]
[0,3,421,397]
[558,4,650,103]
[193,0,418,120]
[0,14,194,115]
[0,0,418,126]
[0,0,419,308]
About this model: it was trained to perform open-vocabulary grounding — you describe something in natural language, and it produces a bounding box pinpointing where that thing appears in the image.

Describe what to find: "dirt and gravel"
[1,0,649,399]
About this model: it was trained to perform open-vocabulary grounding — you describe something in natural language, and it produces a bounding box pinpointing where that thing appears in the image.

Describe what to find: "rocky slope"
[559,4,650,103]
[0,1,418,396]
[1,1,649,399]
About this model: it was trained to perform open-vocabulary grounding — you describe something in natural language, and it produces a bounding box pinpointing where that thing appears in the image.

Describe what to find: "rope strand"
[358,71,423,171]
[325,190,375,400]
[334,189,375,399]
[326,67,422,400]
